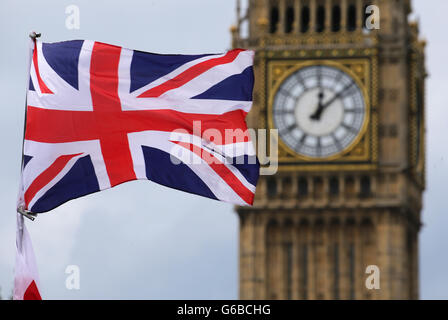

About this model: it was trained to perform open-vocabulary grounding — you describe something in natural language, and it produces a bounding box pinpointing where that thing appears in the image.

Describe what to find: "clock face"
[273,65,366,158]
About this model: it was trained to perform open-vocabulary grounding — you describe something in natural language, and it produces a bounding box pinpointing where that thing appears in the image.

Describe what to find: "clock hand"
[310,81,355,121]
[310,88,325,121]
[322,81,355,110]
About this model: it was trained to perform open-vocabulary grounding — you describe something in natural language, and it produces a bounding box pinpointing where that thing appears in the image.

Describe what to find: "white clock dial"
[273,65,366,158]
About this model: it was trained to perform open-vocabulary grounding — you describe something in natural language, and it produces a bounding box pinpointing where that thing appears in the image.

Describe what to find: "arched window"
[360,176,371,197]
[270,6,279,33]
[301,6,310,33]
[283,219,294,300]
[330,177,340,196]
[282,176,292,197]
[300,243,308,299]
[313,177,324,198]
[298,177,309,196]
[347,4,357,31]
[333,243,340,299]
[349,243,355,299]
[285,6,295,33]
[316,5,325,33]
[331,5,341,32]
[361,218,374,245]
[345,176,355,198]
[266,220,280,299]
[267,177,278,197]
[284,241,293,299]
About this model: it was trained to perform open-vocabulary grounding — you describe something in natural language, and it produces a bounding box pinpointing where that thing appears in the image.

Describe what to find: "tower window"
[349,243,355,299]
[285,6,295,33]
[331,5,341,32]
[282,177,292,197]
[301,6,310,33]
[333,244,340,299]
[270,6,279,34]
[298,177,309,196]
[360,176,371,198]
[266,220,279,299]
[347,4,357,32]
[330,177,340,196]
[313,177,324,198]
[345,176,355,198]
[284,242,293,299]
[361,218,374,245]
[267,177,278,197]
[301,243,308,299]
[316,5,325,33]
[314,219,324,244]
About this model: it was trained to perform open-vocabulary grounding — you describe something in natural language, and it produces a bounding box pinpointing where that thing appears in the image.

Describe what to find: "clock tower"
[232,0,426,299]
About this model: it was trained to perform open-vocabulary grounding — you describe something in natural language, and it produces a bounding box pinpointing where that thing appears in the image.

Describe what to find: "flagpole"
[13,31,43,301]
[17,32,41,221]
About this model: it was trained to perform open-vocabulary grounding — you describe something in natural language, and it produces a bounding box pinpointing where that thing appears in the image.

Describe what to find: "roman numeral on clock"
[274,109,294,115]
[345,108,363,114]
[279,123,297,135]
[331,133,343,150]
[342,123,358,133]
[316,137,322,157]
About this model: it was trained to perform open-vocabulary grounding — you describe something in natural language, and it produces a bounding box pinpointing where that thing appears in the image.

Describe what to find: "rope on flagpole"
[17,32,41,222]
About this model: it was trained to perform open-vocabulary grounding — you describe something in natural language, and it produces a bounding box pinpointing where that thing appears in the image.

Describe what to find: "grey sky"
[0,0,446,299]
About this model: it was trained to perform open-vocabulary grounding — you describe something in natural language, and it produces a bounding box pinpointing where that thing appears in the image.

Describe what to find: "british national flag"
[17,40,259,214]
[14,39,259,300]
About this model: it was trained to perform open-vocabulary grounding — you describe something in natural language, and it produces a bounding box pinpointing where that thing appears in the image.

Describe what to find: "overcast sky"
[0,0,446,300]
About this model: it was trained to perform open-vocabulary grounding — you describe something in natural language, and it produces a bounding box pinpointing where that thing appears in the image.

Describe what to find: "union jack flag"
[17,40,259,213]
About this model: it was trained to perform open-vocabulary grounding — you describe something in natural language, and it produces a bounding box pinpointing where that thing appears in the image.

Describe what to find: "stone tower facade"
[233,0,426,300]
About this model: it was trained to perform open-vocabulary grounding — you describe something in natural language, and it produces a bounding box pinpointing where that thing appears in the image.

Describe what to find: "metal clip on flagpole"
[29,31,41,40]
[17,207,37,222]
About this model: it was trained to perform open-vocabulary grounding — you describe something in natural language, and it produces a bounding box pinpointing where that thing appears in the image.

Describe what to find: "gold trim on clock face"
[269,61,370,161]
